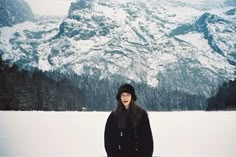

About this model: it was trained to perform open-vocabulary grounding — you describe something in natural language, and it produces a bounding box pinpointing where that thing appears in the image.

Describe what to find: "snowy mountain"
[0,0,236,110]
[0,0,33,27]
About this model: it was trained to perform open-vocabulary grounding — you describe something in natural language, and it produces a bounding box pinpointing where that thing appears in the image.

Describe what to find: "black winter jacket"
[104,108,153,157]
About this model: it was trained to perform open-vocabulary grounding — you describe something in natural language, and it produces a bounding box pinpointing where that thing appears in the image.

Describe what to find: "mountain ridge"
[0,0,235,110]
[0,0,34,27]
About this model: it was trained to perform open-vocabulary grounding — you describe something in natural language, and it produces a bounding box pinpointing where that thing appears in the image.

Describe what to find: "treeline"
[207,79,236,110]
[0,57,208,111]
[45,69,208,111]
[0,57,83,111]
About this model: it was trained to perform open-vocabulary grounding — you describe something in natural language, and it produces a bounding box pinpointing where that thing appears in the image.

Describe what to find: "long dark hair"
[114,99,143,129]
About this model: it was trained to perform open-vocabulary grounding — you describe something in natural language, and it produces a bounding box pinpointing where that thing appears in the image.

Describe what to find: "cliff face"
[0,58,83,111]
[0,0,34,27]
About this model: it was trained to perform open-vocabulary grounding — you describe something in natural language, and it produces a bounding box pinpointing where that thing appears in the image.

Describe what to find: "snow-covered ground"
[0,111,235,157]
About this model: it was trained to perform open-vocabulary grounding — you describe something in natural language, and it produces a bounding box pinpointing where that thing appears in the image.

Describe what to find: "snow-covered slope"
[0,0,33,27]
[0,0,236,98]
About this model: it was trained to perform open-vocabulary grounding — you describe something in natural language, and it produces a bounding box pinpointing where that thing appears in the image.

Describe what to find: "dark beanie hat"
[116,83,137,101]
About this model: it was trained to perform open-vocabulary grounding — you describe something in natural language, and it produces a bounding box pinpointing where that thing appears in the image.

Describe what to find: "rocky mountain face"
[0,0,235,110]
[224,0,236,7]
[170,12,236,65]
[0,0,34,27]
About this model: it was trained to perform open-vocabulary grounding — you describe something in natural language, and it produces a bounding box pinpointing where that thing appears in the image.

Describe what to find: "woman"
[104,83,153,157]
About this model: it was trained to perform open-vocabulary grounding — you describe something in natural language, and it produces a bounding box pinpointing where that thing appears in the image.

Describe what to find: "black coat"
[104,108,153,157]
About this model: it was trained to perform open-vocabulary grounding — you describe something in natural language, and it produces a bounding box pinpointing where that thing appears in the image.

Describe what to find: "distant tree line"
[0,57,83,111]
[0,57,208,111]
[207,79,236,110]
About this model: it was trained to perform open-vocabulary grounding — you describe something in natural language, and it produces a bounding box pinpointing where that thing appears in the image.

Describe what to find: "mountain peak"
[0,0,34,27]
[225,8,236,15]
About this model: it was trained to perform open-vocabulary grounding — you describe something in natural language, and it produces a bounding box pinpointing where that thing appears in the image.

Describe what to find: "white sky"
[25,0,76,16]
[24,0,227,17]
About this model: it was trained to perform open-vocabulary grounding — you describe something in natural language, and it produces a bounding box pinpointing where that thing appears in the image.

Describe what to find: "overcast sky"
[25,0,227,17]
[25,0,76,16]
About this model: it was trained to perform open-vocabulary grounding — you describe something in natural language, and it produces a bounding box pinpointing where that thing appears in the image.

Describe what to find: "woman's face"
[120,92,132,109]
